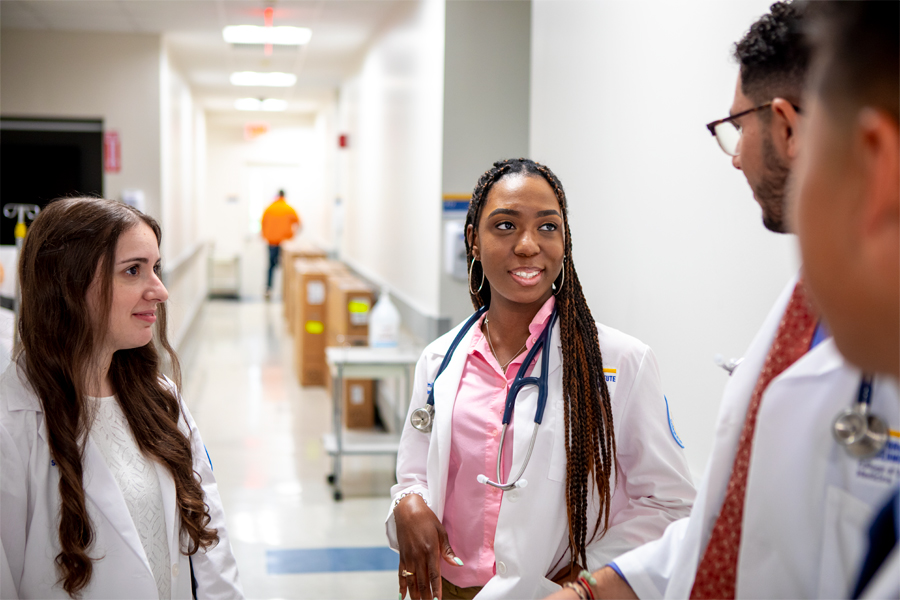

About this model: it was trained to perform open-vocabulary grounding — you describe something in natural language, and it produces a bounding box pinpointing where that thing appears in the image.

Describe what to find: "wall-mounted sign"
[104,131,121,173]
[244,122,269,141]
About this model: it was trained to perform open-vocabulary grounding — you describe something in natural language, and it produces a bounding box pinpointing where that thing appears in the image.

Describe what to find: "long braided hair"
[17,197,218,596]
[464,159,616,568]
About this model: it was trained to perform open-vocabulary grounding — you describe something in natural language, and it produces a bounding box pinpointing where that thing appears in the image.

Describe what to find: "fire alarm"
[339,134,348,148]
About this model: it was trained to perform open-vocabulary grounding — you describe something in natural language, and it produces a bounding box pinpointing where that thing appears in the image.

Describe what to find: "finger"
[398,560,409,600]
[416,556,433,600]
[437,526,463,567]
[428,556,443,600]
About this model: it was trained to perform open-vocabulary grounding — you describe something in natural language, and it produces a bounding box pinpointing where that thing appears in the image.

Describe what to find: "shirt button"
[507,490,519,502]
[491,429,498,437]
[497,561,507,575]
[172,563,179,577]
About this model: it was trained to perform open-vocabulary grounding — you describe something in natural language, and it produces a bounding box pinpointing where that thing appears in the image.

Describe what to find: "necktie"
[690,281,818,599]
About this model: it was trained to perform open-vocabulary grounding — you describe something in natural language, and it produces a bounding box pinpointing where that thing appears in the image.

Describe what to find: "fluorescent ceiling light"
[235,98,288,112]
[230,72,296,87]
[223,25,312,45]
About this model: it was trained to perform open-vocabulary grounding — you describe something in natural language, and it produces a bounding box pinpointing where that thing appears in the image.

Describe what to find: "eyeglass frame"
[705,100,802,156]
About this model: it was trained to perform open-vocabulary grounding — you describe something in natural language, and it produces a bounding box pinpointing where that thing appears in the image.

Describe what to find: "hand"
[549,562,585,586]
[394,494,462,600]
[543,566,638,599]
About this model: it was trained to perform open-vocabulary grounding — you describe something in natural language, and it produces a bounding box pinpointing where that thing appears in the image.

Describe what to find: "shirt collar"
[467,295,556,356]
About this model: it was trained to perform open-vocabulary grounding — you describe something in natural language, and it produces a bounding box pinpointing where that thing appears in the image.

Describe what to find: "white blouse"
[89,396,171,600]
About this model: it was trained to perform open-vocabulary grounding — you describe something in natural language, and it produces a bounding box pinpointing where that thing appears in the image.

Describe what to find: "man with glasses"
[548,2,899,599]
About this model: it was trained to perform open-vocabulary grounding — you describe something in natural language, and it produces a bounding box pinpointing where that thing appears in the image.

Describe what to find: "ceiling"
[0,0,412,115]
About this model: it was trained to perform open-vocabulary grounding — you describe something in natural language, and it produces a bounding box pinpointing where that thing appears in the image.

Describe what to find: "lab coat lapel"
[512,320,562,479]
[431,321,478,519]
[82,437,152,569]
[153,461,179,566]
[696,274,799,538]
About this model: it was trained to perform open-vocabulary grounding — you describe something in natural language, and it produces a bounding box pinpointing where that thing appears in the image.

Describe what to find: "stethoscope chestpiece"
[833,376,889,459]
[410,404,434,433]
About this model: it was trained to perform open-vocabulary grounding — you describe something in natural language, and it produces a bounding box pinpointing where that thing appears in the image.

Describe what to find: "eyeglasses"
[705,101,801,156]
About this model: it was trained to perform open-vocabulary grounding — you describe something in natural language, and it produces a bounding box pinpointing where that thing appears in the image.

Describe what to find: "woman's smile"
[509,267,544,287]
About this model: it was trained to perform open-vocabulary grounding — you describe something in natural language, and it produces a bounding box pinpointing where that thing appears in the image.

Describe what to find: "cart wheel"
[333,490,343,501]
[327,474,335,484]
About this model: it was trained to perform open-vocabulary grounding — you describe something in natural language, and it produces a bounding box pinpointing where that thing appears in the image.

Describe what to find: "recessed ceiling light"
[230,72,297,87]
[223,26,312,45]
[261,99,287,111]
[234,98,288,112]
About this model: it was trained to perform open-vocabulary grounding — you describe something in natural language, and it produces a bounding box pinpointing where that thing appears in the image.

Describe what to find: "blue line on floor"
[267,546,399,574]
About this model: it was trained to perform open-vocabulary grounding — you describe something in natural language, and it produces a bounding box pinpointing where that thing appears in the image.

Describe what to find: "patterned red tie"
[690,281,818,599]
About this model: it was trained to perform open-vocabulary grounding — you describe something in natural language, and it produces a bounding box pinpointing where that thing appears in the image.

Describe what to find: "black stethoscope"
[410,305,559,491]
[833,376,889,459]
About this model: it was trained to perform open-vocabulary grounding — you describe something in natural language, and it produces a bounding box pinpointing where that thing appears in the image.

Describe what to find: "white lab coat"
[615,275,900,599]
[386,316,696,599]
[0,362,244,599]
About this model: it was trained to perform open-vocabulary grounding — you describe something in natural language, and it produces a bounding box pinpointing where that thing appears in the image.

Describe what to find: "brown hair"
[17,197,217,596]
[465,159,616,569]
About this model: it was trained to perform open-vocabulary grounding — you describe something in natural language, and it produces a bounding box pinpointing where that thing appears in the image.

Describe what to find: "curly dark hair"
[734,1,809,105]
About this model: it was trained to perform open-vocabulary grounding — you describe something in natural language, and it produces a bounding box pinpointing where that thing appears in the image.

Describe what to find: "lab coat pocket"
[817,485,873,598]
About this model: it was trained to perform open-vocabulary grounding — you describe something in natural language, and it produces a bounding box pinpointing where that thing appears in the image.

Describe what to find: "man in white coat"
[793,2,899,598]
[550,2,900,599]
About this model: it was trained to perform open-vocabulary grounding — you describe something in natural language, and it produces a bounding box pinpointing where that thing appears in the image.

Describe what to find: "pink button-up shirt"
[442,296,556,588]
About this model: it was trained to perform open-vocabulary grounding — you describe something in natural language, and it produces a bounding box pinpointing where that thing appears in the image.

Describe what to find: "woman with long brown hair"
[0,197,242,599]
[387,159,695,599]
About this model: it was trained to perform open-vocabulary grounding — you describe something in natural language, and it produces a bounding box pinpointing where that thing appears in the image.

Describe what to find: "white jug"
[368,288,401,348]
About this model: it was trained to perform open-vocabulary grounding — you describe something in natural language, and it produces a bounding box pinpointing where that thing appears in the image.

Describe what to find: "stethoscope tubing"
[413,306,559,491]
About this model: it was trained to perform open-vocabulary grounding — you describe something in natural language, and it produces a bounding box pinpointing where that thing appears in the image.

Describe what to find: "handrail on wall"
[162,240,208,285]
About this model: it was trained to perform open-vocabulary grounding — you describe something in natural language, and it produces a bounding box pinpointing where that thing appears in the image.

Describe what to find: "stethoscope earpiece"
[833,376,889,459]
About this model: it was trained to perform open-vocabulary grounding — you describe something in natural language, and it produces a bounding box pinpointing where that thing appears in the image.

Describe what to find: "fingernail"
[453,557,464,566]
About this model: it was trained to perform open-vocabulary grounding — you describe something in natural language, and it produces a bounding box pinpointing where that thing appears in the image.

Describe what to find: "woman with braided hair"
[387,159,695,599]
[1,197,243,599]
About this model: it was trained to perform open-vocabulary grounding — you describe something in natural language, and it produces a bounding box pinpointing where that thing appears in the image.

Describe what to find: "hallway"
[180,299,398,599]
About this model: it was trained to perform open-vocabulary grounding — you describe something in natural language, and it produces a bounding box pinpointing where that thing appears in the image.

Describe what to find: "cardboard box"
[281,239,328,327]
[327,375,376,429]
[326,275,375,347]
[292,258,347,386]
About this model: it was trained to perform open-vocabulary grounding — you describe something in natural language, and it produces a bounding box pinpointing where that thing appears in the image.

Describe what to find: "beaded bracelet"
[563,581,589,600]
[563,581,590,600]
[577,570,597,599]
[392,490,427,510]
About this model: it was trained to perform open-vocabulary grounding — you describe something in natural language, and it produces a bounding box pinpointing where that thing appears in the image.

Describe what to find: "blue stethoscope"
[409,305,559,491]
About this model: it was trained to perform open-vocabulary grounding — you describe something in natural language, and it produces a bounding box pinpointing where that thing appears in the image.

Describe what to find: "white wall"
[160,52,209,347]
[439,0,532,326]
[530,0,800,475]
[1,30,163,216]
[336,0,446,321]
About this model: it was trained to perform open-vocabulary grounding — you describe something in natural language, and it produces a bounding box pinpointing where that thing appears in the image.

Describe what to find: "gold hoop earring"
[553,259,566,295]
[468,259,485,294]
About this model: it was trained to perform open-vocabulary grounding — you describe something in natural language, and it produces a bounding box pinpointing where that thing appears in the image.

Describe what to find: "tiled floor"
[180,299,400,599]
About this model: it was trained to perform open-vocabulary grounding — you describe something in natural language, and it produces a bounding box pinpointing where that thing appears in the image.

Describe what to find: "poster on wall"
[104,131,121,173]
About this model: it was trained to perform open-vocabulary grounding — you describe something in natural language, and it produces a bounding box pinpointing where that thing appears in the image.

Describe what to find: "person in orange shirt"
[261,190,300,299]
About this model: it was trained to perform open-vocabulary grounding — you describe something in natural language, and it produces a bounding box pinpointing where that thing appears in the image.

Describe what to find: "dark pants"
[267,245,281,291]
